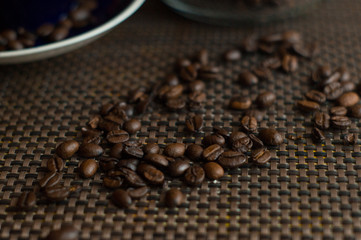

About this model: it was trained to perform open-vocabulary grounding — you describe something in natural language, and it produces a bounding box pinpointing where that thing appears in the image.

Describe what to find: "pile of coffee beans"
[0,0,98,51]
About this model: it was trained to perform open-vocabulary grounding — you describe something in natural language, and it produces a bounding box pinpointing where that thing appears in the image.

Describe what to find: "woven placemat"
[1,0,361,239]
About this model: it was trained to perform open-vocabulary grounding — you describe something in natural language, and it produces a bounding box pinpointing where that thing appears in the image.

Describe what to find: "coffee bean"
[184,165,205,186]
[45,184,70,201]
[158,85,184,100]
[316,65,332,79]
[331,116,351,129]
[336,66,350,82]
[7,40,24,50]
[213,126,230,138]
[79,159,98,178]
[330,106,347,116]
[165,74,180,86]
[123,145,144,158]
[241,35,258,52]
[128,186,149,199]
[256,91,276,108]
[78,143,104,158]
[238,71,258,86]
[106,129,129,144]
[109,143,123,159]
[314,112,330,130]
[118,167,146,187]
[140,143,159,156]
[168,159,190,177]
[344,133,357,145]
[45,225,79,240]
[198,65,220,81]
[116,159,139,172]
[144,153,169,168]
[337,92,359,107]
[39,171,57,188]
[262,57,281,69]
[195,49,208,65]
[297,100,320,112]
[123,119,141,134]
[249,134,264,149]
[282,54,298,73]
[341,81,356,92]
[251,148,271,164]
[175,58,191,72]
[230,132,253,153]
[217,151,247,169]
[128,87,147,104]
[49,26,69,41]
[137,163,164,185]
[56,140,80,159]
[185,144,204,161]
[245,109,265,122]
[258,43,276,54]
[321,71,341,86]
[112,189,132,208]
[45,172,62,188]
[180,65,197,82]
[186,115,203,132]
[311,127,325,143]
[305,90,326,104]
[165,188,184,208]
[241,115,257,133]
[282,30,302,44]
[87,115,101,129]
[17,191,36,210]
[203,162,224,180]
[37,23,54,37]
[1,29,17,41]
[350,104,361,118]
[99,157,118,172]
[164,143,186,158]
[124,140,143,148]
[252,66,273,81]
[292,42,318,59]
[166,98,186,111]
[47,155,64,172]
[202,134,225,147]
[189,80,205,92]
[324,82,343,100]
[188,91,206,103]
[224,49,241,61]
[258,128,283,146]
[69,7,90,27]
[202,144,224,161]
[229,96,252,110]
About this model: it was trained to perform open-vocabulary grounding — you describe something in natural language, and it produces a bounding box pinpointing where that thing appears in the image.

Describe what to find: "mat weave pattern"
[1,0,361,239]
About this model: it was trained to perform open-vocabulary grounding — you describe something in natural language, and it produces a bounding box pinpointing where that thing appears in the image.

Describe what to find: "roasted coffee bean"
[123,145,144,158]
[341,81,356,92]
[175,58,191,72]
[330,106,347,116]
[165,188,184,208]
[195,49,208,65]
[198,65,220,81]
[241,34,258,52]
[184,165,205,186]
[143,143,160,155]
[81,127,102,141]
[241,115,257,133]
[166,98,186,111]
[202,134,225,147]
[158,85,184,100]
[282,54,298,73]
[213,126,230,138]
[230,132,253,153]
[337,66,351,82]
[258,43,276,54]
[45,185,70,201]
[98,118,121,132]
[238,70,258,86]
[229,96,252,110]
[7,40,24,50]
[316,65,332,79]
[256,91,276,108]
[45,172,62,188]
[251,148,271,164]
[47,155,64,172]
[168,159,190,177]
[186,115,203,132]
[292,42,319,59]
[245,109,265,122]
[305,90,326,104]
[78,143,104,158]
[258,128,283,146]
[323,82,343,100]
[165,74,180,86]
[249,134,264,149]
[282,30,302,44]
[321,71,341,86]
[116,159,139,172]
[350,104,361,118]
[331,116,351,129]
[128,87,147,103]
[87,115,101,129]
[49,26,69,41]
[224,49,241,61]
[189,80,205,92]
[17,191,36,210]
[338,92,359,107]
[37,23,54,37]
[344,133,357,145]
[99,157,118,171]
[124,140,143,148]
[109,143,123,159]
[137,163,164,185]
[118,167,146,187]
[1,29,17,41]
[218,151,247,169]
[311,127,325,143]
[202,144,224,161]
[203,162,224,180]
[180,64,197,82]
[252,66,273,81]
[185,144,204,161]
[39,171,57,188]
[123,119,141,134]
[112,189,132,208]
[164,143,186,158]
[79,159,98,178]
[103,176,123,189]
[188,91,206,103]
[56,140,79,159]
[106,129,129,144]
[314,112,330,130]
[128,186,149,199]
[297,100,320,112]
[45,225,79,240]
[144,153,169,168]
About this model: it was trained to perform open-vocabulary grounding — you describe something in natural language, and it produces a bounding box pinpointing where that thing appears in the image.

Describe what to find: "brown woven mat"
[1,0,361,239]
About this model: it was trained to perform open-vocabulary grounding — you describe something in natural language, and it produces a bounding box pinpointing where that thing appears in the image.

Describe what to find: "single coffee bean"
[45,185,70,201]
[45,225,79,240]
[49,26,69,41]
[241,34,258,52]
[337,66,351,82]
[103,176,123,189]
[116,159,139,172]
[39,171,57,188]
[17,191,36,210]
[118,167,146,187]
[256,91,276,108]
[249,134,264,149]
[292,42,319,59]
[79,159,98,178]
[262,57,281,69]
[195,49,208,65]
[143,143,160,155]
[185,115,203,132]
[245,109,265,122]
[282,30,302,44]
[165,74,179,86]
[202,134,225,147]
[311,127,325,143]
[241,115,257,133]
[198,65,220,81]
[109,143,123,159]
[330,106,347,116]
[106,129,129,144]
[175,58,191,72]
[297,100,320,112]
[305,90,326,104]
[185,144,204,161]
[213,126,230,139]
[188,91,206,103]
[165,188,184,208]
[258,128,283,146]
[123,119,141,134]
[323,82,343,100]
[47,155,64,172]
[251,148,271,164]
[252,66,273,81]
[238,70,258,86]
[341,81,356,92]
[314,112,330,130]
[144,153,169,168]
[203,162,224,180]
[158,85,184,100]
[344,133,357,145]
[1,29,17,41]
[189,80,206,92]
[37,23,54,37]
[202,144,224,161]
[124,140,143,148]
[81,126,102,138]
[164,143,186,158]
[7,39,24,50]
[282,54,298,73]
[45,172,62,188]
[230,132,253,153]
[128,186,149,199]
[166,98,186,111]
[56,140,80,159]
[321,71,341,86]
[99,157,118,171]
[78,143,104,158]
[350,104,361,118]
[218,151,247,169]
[123,145,144,158]
[137,163,164,185]
[112,189,132,208]
[224,49,241,61]
[337,92,359,107]
[180,65,197,82]
[331,116,351,129]
[184,165,205,186]
[229,96,252,110]
[128,87,147,103]
[168,159,190,177]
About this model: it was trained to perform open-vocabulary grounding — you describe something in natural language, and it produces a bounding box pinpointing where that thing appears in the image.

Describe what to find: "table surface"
[1,0,361,239]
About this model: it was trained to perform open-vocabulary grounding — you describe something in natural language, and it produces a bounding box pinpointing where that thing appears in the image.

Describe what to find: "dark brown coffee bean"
[314,112,330,130]
[311,127,325,143]
[165,74,179,86]
[213,126,230,138]
[99,157,118,171]
[195,49,208,65]
[128,186,149,199]
[249,134,264,149]
[81,126,102,138]
[106,129,129,144]
[338,92,359,107]
[128,87,147,104]
[188,91,206,103]
[202,144,224,161]
[143,143,160,155]
[103,176,123,189]
[245,109,265,122]
[116,159,139,171]
[341,81,356,92]
[344,133,357,145]
[262,57,281,69]
[185,144,204,161]
[49,27,69,41]
[336,66,350,82]
[324,82,343,100]
[175,58,191,72]
[144,153,169,168]
[37,23,54,37]
[241,115,257,133]
[256,91,276,108]
[252,66,273,81]
[224,49,241,61]
[321,71,341,86]
[168,159,190,177]
[184,165,204,186]
[282,54,298,73]
[186,115,203,132]
[123,119,141,134]
[229,96,252,110]
[165,188,184,208]
[258,128,283,146]
[282,30,302,44]
[87,115,101,129]
[331,116,351,129]
[56,140,80,159]
[292,42,319,59]
[69,7,90,27]
[1,29,16,41]
[164,143,186,158]
[230,132,253,153]
[17,191,36,210]
[203,162,224,180]
[189,80,205,92]
[330,106,347,116]
[79,159,98,178]
[118,167,146,187]
[305,90,326,104]
[198,65,220,81]
[166,98,186,111]
[251,148,271,164]
[123,145,144,158]
[202,134,225,147]
[124,140,143,148]
[238,71,258,86]
[45,185,70,201]
[297,100,320,112]
[350,104,361,118]
[47,155,64,172]
[7,40,23,50]
[137,163,164,185]
[45,225,79,240]
[78,143,104,158]
[158,85,184,100]
[241,35,258,52]
[218,151,247,169]
[112,189,132,208]
[109,143,123,159]
[39,171,57,188]
[180,65,197,82]
[45,172,62,188]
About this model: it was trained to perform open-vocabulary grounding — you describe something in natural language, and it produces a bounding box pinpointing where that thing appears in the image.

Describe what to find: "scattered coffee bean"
[185,115,203,132]
[251,148,271,164]
[112,189,132,208]
[202,134,225,147]
[185,144,204,161]
[241,115,257,132]
[331,115,351,129]
[258,128,283,146]
[282,30,302,44]
[198,65,220,81]
[262,57,281,69]
[45,185,70,201]
[341,81,356,92]
[47,155,64,172]
[344,133,357,145]
[45,225,79,240]
[238,70,258,86]
[350,104,361,118]
[123,145,144,158]
[175,58,191,72]
[123,119,141,134]
[217,151,247,169]
[305,90,326,103]
[78,143,104,158]
[109,143,123,159]
[180,65,197,82]
[330,106,347,116]
[184,165,205,186]
[337,92,359,107]
[321,71,341,86]
[165,74,180,86]
[55,140,80,159]
[241,34,258,52]
[165,188,184,208]
[195,49,208,65]
[168,159,190,177]
[224,49,241,61]
[119,167,146,187]
[166,98,186,110]
[79,159,98,178]
[106,129,129,144]
[143,143,160,155]
[158,85,184,100]
[252,66,273,81]
[311,127,325,143]
[297,100,320,112]
[202,144,224,161]
[17,191,36,210]
[230,132,253,153]
[213,126,230,138]
[256,91,276,108]
[323,82,343,100]
[137,163,164,185]
[337,66,351,82]
[282,54,298,73]
[128,186,149,199]
[203,162,224,180]
[249,134,264,149]
[144,153,169,168]
[229,96,252,110]
[39,171,57,188]
[314,112,330,130]
[189,80,205,92]
[164,143,186,158]
[245,109,265,122]
[103,176,123,189]
[49,26,69,41]
[116,159,139,172]
[45,172,62,188]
